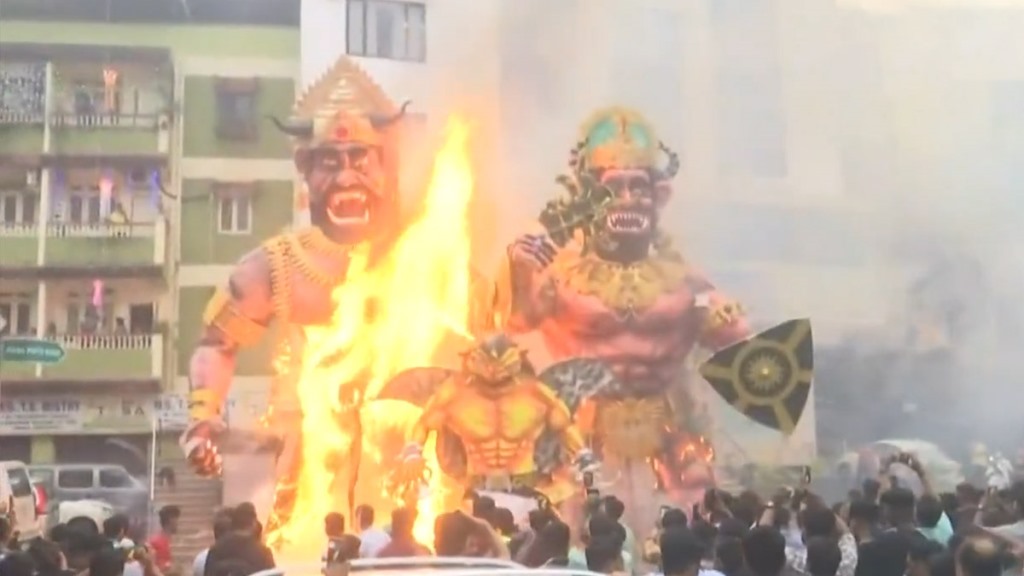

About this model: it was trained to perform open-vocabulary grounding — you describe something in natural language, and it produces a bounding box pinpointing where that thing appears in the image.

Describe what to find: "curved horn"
[659,141,679,179]
[573,138,589,174]
[367,100,412,130]
[267,115,314,139]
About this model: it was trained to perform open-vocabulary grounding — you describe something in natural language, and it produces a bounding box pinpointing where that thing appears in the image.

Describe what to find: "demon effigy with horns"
[498,107,809,512]
[180,69,411,540]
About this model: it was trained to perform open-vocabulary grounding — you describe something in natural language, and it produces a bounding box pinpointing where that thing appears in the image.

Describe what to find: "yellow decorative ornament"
[554,235,687,312]
[597,397,668,459]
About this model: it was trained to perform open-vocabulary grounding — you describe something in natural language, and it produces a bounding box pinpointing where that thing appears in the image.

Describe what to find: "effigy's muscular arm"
[691,274,752,350]
[494,250,557,333]
[189,247,275,423]
[409,378,458,446]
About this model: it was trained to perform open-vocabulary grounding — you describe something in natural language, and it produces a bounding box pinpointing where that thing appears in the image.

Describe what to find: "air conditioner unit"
[26,169,39,187]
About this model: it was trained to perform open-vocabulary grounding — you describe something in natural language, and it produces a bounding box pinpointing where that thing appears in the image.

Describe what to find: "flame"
[269,118,475,557]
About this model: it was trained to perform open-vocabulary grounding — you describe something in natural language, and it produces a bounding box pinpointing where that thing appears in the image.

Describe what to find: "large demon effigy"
[180,61,411,542]
[497,107,814,510]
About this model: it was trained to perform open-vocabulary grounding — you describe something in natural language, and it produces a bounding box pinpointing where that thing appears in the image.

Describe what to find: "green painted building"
[0,0,299,462]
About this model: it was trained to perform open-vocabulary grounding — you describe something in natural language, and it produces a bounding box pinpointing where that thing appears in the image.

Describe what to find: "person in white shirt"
[193,509,234,576]
[355,505,390,558]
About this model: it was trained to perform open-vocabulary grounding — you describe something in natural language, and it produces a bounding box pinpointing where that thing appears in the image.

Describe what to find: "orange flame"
[269,118,475,558]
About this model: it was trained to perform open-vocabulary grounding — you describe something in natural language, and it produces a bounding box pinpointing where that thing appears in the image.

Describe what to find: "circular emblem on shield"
[738,347,794,401]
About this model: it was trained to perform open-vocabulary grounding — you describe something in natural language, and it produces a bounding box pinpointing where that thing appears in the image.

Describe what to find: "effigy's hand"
[385,444,430,503]
[574,448,601,474]
[509,234,558,271]
[179,421,224,478]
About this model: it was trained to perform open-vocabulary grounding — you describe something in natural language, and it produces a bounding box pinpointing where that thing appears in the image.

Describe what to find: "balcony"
[49,61,171,159]
[0,223,39,267]
[44,219,167,271]
[0,333,163,386]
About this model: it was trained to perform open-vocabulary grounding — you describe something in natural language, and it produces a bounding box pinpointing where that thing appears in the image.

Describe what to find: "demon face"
[271,102,410,245]
[461,333,526,387]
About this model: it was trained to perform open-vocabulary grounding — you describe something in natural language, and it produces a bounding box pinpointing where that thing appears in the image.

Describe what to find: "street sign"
[0,338,66,364]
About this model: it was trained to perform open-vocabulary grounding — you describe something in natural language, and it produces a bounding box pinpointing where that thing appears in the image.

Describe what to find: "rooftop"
[0,0,299,27]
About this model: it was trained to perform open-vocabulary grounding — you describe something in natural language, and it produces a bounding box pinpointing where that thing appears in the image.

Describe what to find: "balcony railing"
[0,110,44,125]
[0,333,164,382]
[50,112,160,130]
[45,220,166,268]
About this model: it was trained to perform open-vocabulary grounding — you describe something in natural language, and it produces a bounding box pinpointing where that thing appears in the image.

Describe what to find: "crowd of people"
[2,451,1022,576]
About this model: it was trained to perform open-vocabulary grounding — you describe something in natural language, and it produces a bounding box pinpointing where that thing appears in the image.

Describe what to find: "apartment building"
[0,0,299,464]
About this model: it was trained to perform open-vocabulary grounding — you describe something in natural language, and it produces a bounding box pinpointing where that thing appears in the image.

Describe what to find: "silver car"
[27,464,149,531]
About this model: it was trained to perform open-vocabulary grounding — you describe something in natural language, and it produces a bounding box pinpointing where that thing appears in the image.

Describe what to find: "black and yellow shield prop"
[699,319,813,435]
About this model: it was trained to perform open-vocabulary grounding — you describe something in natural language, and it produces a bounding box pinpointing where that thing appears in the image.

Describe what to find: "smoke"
[443,1,1022,453]
[301,0,1024,452]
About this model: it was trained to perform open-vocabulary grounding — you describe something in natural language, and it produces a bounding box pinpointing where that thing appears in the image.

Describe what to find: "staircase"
[153,458,223,568]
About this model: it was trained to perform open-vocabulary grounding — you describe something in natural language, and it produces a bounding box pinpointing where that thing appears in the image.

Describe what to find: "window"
[0,193,37,225]
[214,78,259,141]
[0,301,32,335]
[347,0,427,62]
[218,195,252,234]
[67,193,107,225]
[98,468,133,489]
[56,469,94,489]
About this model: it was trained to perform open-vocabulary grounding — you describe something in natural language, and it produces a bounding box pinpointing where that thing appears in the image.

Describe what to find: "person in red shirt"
[375,507,431,558]
[148,505,181,572]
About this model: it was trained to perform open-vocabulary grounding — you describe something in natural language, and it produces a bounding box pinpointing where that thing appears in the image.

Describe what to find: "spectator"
[0,516,12,557]
[715,536,749,576]
[103,514,134,549]
[906,537,944,576]
[473,495,496,525]
[203,505,275,576]
[603,495,637,557]
[148,505,180,573]
[510,508,552,561]
[0,552,35,576]
[846,500,880,544]
[570,513,633,573]
[354,505,390,558]
[193,509,233,576]
[520,518,571,568]
[854,530,912,576]
[375,507,430,558]
[585,530,626,575]
[987,481,1024,539]
[653,527,722,576]
[955,536,1005,576]
[644,507,688,565]
[743,526,787,576]
[491,507,516,540]
[915,494,953,545]
[434,512,472,556]
[805,537,841,576]
[26,537,68,576]
[784,505,857,576]
[89,546,127,576]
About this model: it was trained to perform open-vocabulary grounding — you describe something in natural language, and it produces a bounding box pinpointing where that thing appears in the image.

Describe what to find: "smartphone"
[802,465,813,485]
[583,471,594,488]
[691,502,700,521]
[659,504,670,519]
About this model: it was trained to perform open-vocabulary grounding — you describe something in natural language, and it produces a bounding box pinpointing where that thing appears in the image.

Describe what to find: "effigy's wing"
[534,358,621,475]
[700,318,814,435]
[538,357,622,414]
[374,367,456,407]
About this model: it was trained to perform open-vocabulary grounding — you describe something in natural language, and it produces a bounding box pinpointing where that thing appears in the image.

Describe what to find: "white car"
[58,498,116,534]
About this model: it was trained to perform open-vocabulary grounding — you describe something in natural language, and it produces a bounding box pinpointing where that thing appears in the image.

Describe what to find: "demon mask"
[543,107,679,263]
[271,101,410,244]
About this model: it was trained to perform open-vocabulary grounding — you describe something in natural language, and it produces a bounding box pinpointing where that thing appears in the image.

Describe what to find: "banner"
[0,393,266,436]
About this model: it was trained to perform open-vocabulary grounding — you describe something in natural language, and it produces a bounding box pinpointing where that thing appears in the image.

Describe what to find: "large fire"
[268,118,475,556]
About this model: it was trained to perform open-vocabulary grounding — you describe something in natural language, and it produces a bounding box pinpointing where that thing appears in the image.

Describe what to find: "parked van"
[1,460,44,539]
[27,464,149,530]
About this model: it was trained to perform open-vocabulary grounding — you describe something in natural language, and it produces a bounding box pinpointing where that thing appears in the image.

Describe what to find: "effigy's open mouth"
[605,209,651,234]
[327,190,370,226]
